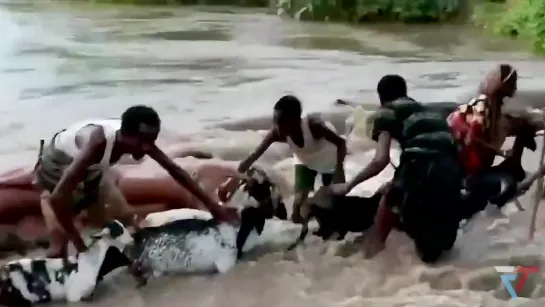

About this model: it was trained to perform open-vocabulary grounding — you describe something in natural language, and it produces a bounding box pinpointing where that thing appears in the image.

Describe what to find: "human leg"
[292,165,317,223]
[411,157,462,263]
[39,191,69,258]
[363,184,397,258]
[320,173,334,187]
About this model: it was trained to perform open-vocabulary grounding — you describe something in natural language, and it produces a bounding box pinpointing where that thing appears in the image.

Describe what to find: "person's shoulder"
[307,114,336,132]
[369,108,397,141]
[267,127,286,142]
[306,114,339,138]
[384,98,423,116]
[373,107,396,123]
[388,97,419,105]
[83,124,108,146]
[306,113,324,125]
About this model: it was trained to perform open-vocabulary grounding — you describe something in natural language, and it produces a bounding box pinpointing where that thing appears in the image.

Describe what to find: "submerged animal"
[287,193,381,250]
[0,220,134,306]
[125,166,288,284]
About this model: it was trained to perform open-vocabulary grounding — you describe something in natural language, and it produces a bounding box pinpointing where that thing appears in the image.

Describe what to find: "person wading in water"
[218,95,347,224]
[35,105,238,257]
[328,74,463,262]
[449,64,527,218]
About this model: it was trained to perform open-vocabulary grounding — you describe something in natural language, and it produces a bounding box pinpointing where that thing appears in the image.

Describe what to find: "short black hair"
[120,105,161,135]
[377,74,407,104]
[273,95,302,118]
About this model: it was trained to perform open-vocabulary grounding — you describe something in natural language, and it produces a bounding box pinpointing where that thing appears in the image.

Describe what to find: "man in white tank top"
[218,95,347,223]
[35,105,238,258]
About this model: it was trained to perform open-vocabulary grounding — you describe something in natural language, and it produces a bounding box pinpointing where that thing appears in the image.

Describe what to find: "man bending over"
[35,105,238,257]
[218,95,346,223]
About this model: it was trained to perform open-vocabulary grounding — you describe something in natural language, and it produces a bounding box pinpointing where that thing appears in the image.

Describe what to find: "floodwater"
[2,1,545,306]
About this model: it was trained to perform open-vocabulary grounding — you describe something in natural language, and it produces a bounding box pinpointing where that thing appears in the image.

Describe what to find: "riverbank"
[70,0,463,22]
[66,0,545,55]
[277,0,462,22]
[67,0,269,6]
[472,0,545,53]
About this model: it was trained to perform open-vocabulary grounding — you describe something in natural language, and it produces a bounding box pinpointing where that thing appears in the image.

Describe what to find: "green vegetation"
[77,0,268,6]
[473,0,545,53]
[68,0,545,54]
[276,0,461,22]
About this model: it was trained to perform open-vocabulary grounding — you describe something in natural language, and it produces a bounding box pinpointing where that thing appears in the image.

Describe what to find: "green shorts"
[294,164,333,192]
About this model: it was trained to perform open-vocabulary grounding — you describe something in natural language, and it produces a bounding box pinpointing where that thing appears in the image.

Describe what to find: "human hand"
[73,237,87,254]
[132,213,148,230]
[217,177,241,202]
[310,186,335,209]
[501,149,514,158]
[330,182,351,196]
[517,180,533,195]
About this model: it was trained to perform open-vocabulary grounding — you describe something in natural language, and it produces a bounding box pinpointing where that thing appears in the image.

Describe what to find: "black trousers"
[389,151,462,263]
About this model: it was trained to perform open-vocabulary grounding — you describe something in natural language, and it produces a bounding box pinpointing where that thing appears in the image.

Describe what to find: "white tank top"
[53,119,120,172]
[286,117,337,173]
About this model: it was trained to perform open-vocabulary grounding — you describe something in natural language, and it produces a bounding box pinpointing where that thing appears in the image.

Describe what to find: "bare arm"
[237,129,280,173]
[461,118,506,156]
[524,112,545,132]
[49,127,107,251]
[308,117,347,182]
[148,145,221,213]
[345,132,391,192]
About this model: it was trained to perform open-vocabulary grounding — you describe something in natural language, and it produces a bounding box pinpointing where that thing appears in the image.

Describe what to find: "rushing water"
[3,1,545,306]
[2,0,545,170]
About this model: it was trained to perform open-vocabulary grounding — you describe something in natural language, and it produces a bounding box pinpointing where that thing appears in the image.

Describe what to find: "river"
[2,1,545,306]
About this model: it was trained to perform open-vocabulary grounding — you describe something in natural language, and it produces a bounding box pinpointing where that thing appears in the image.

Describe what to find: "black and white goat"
[0,220,134,306]
[125,166,288,285]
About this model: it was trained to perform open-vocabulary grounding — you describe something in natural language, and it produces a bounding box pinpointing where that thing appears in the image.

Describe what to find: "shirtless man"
[36,105,238,257]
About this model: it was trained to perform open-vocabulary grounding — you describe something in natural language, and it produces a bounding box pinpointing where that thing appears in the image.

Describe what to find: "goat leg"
[286,223,309,251]
[128,260,149,288]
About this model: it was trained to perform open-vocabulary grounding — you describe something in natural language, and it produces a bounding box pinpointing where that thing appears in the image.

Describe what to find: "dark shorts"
[294,164,333,193]
[34,141,102,214]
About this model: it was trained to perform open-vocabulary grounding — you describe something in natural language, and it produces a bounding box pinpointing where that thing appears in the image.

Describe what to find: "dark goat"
[287,193,381,250]
[235,166,288,258]
[460,116,537,219]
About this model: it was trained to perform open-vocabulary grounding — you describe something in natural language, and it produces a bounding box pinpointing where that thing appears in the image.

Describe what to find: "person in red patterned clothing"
[448,64,527,219]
